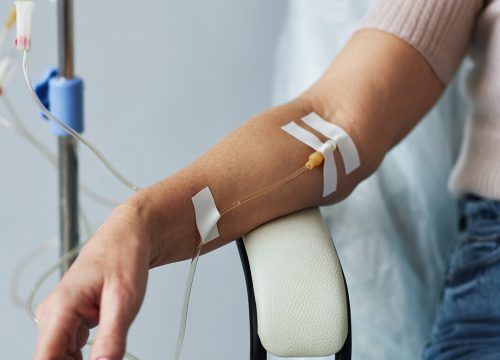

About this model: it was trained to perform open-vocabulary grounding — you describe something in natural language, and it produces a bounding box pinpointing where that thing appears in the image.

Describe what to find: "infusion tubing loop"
[11,7,139,359]
[22,51,141,193]
[0,94,118,208]
[19,48,326,360]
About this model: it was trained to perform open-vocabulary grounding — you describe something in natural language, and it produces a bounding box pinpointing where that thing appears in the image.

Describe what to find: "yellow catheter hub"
[305,151,325,170]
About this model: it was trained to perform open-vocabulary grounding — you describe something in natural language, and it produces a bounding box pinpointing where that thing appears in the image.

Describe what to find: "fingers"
[90,283,136,360]
[34,286,98,360]
[32,206,151,360]
[34,294,82,360]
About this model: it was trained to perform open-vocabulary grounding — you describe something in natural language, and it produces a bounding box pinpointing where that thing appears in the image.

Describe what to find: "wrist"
[118,194,159,267]
[123,170,206,268]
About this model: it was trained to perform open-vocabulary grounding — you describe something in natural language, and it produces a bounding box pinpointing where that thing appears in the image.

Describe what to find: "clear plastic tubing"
[20,42,311,360]
[173,165,307,360]
[1,93,118,208]
[22,51,141,192]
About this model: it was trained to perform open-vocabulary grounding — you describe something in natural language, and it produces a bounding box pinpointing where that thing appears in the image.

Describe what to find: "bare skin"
[34,30,443,360]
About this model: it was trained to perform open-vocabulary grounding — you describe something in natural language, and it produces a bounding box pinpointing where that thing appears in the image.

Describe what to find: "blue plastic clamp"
[34,67,85,137]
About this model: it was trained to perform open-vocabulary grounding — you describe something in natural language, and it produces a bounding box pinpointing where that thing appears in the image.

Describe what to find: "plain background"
[0,0,287,358]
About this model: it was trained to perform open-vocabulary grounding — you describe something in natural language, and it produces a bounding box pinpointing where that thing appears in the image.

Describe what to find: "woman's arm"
[34,30,443,360]
[139,29,444,266]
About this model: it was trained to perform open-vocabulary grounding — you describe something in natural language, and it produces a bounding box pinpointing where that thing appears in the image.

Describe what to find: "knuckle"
[109,276,140,307]
[35,288,72,324]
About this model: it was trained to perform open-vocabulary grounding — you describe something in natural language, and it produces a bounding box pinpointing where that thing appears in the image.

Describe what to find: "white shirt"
[270,1,466,359]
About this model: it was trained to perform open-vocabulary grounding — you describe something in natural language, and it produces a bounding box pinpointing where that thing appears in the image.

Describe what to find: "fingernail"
[96,357,111,360]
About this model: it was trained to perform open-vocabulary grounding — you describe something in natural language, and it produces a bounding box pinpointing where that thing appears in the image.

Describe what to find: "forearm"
[127,30,444,268]
[127,98,345,267]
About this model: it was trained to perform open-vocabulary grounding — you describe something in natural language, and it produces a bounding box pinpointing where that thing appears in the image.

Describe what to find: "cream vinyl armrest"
[243,208,348,357]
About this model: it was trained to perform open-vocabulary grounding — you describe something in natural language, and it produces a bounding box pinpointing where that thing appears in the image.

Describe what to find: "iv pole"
[56,0,79,276]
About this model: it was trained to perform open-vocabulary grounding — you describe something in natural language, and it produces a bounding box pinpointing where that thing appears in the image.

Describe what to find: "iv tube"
[221,166,307,216]
[1,93,118,208]
[15,71,311,357]
[22,51,141,192]
[173,165,308,359]
[18,25,316,360]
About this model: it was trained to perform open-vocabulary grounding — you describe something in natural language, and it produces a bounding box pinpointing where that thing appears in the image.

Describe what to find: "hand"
[34,204,152,360]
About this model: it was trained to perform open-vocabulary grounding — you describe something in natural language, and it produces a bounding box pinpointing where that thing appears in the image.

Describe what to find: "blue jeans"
[423,195,500,359]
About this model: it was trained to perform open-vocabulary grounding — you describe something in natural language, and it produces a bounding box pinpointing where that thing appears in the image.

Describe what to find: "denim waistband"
[461,194,500,235]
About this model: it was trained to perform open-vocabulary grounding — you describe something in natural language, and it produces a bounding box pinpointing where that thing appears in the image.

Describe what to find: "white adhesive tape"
[282,122,324,151]
[281,122,338,197]
[322,147,338,196]
[192,187,221,244]
[302,113,361,174]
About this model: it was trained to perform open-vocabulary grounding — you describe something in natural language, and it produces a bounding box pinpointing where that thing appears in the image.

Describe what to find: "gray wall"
[0,1,286,358]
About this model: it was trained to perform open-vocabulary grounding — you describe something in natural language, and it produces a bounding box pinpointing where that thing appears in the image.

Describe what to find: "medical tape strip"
[192,187,221,244]
[281,122,338,197]
[302,112,361,174]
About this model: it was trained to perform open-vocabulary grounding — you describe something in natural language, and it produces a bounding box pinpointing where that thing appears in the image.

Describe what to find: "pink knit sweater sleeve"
[359,0,485,83]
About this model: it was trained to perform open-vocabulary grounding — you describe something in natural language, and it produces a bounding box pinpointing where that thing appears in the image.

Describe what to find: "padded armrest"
[243,208,348,357]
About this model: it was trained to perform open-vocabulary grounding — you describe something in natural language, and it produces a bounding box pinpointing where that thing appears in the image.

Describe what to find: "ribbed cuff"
[449,115,500,201]
[358,0,484,83]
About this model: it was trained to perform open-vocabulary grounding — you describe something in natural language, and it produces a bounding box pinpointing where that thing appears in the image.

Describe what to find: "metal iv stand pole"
[57,0,79,276]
